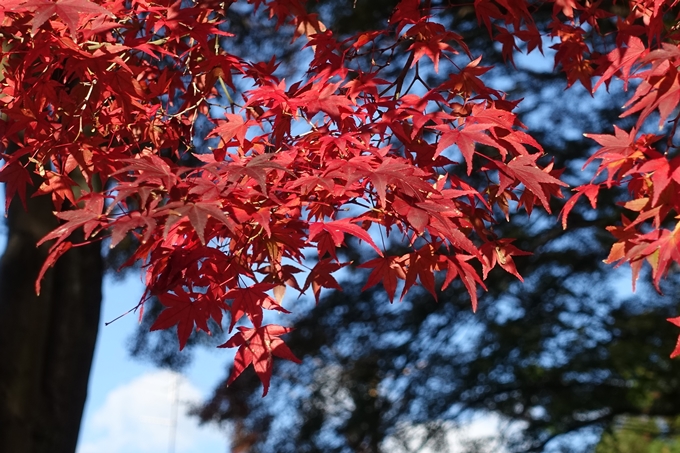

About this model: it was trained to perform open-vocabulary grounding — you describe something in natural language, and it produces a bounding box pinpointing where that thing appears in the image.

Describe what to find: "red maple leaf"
[296,82,353,122]
[504,155,568,212]
[667,317,680,359]
[560,183,600,229]
[114,156,179,191]
[637,155,673,206]
[226,283,289,332]
[18,0,114,35]
[150,290,211,351]
[219,325,301,396]
[308,218,383,260]
[392,197,429,233]
[404,21,465,72]
[402,244,440,300]
[389,0,421,26]
[37,193,104,248]
[480,240,531,282]
[358,255,407,302]
[32,171,77,211]
[583,126,642,186]
[0,160,32,211]
[36,241,72,295]
[638,223,680,291]
[210,113,254,147]
[441,254,487,312]
[302,258,347,303]
[224,153,290,194]
[369,158,433,205]
[622,64,680,128]
[158,200,236,245]
[593,35,647,92]
[110,211,157,248]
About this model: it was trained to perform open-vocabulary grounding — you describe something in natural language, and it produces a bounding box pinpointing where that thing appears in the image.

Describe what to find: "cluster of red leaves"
[0,0,678,393]
[541,1,680,357]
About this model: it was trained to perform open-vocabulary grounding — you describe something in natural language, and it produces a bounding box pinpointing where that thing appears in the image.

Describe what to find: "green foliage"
[596,417,680,453]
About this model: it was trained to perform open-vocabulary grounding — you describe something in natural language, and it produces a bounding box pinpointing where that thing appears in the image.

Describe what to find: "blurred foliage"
[596,417,680,453]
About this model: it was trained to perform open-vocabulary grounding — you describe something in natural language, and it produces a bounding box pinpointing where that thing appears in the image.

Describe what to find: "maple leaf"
[436,128,473,172]
[504,155,568,212]
[0,159,33,212]
[402,244,440,300]
[32,171,78,211]
[560,183,600,229]
[18,0,114,36]
[392,197,429,233]
[583,126,642,186]
[593,36,647,92]
[553,0,579,18]
[426,213,480,257]
[210,113,254,147]
[480,240,531,282]
[550,24,593,90]
[389,0,421,27]
[667,317,680,358]
[603,215,647,289]
[37,193,104,248]
[158,201,236,245]
[36,241,72,295]
[638,223,680,291]
[225,153,290,193]
[296,82,352,122]
[110,211,157,248]
[369,158,433,205]
[622,64,680,128]
[494,26,520,64]
[219,325,301,396]
[637,156,673,206]
[225,283,290,332]
[114,156,179,191]
[308,218,383,259]
[435,118,504,175]
[358,255,407,302]
[302,258,347,303]
[292,12,326,43]
[0,0,30,14]
[441,254,486,312]
[404,21,465,72]
[150,290,211,350]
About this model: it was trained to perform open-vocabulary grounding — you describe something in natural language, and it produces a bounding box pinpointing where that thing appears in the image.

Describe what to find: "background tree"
[0,185,102,453]
[595,416,680,453]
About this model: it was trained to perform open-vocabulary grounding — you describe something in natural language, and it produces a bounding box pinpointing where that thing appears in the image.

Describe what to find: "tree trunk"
[0,190,103,453]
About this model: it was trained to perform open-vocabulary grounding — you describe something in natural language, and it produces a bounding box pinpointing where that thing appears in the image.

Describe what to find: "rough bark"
[0,190,103,453]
